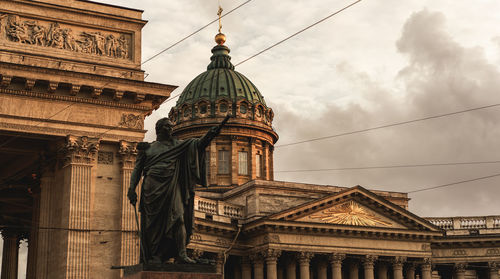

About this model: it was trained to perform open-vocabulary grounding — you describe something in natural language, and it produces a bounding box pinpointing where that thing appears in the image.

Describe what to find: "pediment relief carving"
[295,200,399,228]
[308,200,392,227]
[0,13,131,60]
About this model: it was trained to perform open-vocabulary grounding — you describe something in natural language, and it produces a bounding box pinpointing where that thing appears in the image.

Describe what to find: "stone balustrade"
[194,196,243,219]
[426,216,500,231]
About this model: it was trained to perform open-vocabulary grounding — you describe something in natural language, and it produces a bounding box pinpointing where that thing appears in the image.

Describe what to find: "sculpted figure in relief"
[62,29,77,51]
[6,15,30,43]
[105,34,117,57]
[117,35,129,59]
[30,24,47,46]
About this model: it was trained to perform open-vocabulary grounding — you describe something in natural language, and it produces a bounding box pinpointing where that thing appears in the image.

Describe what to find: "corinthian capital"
[329,253,346,264]
[262,248,281,261]
[117,140,138,169]
[60,135,100,166]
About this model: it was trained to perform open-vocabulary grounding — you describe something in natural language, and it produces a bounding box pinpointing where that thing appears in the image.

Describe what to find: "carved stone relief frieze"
[0,13,132,60]
[97,151,114,165]
[119,113,144,129]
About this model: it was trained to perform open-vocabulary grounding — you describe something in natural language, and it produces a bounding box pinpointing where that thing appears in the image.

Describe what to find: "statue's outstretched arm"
[198,115,231,150]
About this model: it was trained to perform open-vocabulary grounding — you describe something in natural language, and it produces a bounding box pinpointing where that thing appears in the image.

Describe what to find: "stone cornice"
[0,61,176,99]
[242,219,443,239]
[4,0,147,25]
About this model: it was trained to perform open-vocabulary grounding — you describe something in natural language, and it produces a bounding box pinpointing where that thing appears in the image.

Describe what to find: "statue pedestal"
[122,263,221,279]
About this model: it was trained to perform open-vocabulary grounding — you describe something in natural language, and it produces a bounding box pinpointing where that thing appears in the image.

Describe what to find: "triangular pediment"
[268,186,441,232]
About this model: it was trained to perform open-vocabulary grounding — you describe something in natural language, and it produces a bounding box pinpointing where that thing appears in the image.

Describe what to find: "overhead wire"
[408,172,500,194]
[274,160,500,173]
[275,103,500,148]
[234,0,362,66]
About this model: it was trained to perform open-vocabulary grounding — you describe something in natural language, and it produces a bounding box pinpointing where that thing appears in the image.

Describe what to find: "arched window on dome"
[237,100,250,118]
[197,101,209,116]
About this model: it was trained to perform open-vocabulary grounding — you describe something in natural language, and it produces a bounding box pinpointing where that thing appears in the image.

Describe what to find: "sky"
[96,0,500,218]
[3,0,500,277]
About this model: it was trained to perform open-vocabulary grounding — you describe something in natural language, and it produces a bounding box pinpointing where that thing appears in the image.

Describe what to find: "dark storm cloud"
[273,9,500,217]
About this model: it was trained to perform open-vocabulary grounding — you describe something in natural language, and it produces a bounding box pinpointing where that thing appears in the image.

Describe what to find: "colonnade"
[0,230,22,279]
[229,251,500,279]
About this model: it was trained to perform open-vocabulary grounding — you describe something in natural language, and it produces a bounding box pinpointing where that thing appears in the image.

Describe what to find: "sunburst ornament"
[310,201,392,227]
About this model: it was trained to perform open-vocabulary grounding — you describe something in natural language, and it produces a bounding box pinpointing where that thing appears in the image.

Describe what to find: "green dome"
[175,44,267,108]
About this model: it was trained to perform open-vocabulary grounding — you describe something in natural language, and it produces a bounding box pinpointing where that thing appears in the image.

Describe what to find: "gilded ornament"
[310,200,392,227]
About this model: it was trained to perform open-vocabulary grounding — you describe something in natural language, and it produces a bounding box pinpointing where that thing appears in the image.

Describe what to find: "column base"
[122,263,220,279]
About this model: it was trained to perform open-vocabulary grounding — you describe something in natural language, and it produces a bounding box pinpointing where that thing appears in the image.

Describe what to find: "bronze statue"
[127,116,229,264]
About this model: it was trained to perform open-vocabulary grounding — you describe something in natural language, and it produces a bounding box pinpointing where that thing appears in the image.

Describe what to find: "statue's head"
[155,117,174,139]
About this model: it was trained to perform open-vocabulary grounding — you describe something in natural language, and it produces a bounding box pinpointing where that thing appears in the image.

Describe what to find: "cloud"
[273,9,500,217]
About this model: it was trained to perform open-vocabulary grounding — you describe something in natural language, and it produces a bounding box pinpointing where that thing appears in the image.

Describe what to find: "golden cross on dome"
[217,5,223,33]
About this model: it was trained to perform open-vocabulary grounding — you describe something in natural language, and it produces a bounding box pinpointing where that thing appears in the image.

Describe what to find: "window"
[256,154,262,177]
[240,104,247,114]
[238,151,248,175]
[219,103,228,113]
[218,150,230,174]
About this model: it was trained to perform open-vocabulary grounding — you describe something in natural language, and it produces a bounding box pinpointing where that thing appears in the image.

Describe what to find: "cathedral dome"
[168,43,274,130]
[169,37,278,189]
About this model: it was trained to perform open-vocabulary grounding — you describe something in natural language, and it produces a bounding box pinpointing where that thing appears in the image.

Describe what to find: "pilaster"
[59,135,99,278]
[231,137,238,185]
[118,140,139,267]
[215,253,224,274]
[209,140,217,185]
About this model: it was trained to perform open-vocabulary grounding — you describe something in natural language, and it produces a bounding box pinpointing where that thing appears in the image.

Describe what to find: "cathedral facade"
[0,1,498,279]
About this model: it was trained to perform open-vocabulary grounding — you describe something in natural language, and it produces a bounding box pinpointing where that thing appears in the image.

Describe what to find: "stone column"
[348,262,359,279]
[118,141,140,266]
[454,263,466,279]
[215,253,225,274]
[318,260,328,279]
[329,253,345,279]
[298,252,313,279]
[59,135,99,278]
[35,167,54,279]
[278,266,284,279]
[377,263,388,279]
[406,263,416,279]
[393,257,406,279]
[489,262,499,279]
[286,255,297,279]
[362,255,377,279]
[241,256,252,279]
[1,230,20,279]
[26,183,40,279]
[420,259,432,279]
[264,249,282,279]
[251,253,265,279]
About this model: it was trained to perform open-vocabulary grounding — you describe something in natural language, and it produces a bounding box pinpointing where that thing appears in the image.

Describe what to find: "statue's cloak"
[137,138,206,260]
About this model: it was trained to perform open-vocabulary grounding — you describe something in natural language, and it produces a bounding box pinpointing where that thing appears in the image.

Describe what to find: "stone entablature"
[0,0,147,78]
